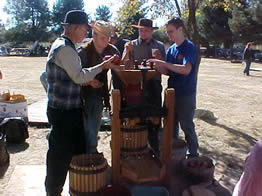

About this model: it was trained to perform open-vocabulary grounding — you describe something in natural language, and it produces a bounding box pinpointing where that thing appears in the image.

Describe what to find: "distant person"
[39,45,46,56]
[122,18,166,153]
[147,17,199,157]
[110,31,129,56]
[1,46,9,56]
[243,42,252,76]
[0,70,2,80]
[40,71,48,93]
[44,10,119,195]
[78,20,120,154]
[232,138,262,196]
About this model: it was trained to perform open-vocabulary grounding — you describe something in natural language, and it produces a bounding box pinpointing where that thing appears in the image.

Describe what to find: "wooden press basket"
[120,125,148,157]
[69,153,108,195]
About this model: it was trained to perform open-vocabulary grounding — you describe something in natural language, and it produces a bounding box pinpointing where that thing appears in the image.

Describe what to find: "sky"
[0,0,168,28]
[0,0,121,24]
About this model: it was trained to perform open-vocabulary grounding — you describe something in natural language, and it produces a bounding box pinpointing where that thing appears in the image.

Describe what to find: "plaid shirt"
[46,36,81,110]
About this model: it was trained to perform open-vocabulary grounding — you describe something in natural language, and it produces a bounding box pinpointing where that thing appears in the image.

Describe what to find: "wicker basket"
[120,125,148,157]
[69,153,107,195]
[181,156,215,184]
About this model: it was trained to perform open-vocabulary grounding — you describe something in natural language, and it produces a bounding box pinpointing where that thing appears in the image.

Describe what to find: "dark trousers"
[146,79,162,153]
[45,107,86,196]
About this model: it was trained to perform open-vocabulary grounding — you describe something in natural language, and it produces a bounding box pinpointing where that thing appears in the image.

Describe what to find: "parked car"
[217,48,230,58]
[253,51,262,61]
[10,48,30,56]
[231,47,244,62]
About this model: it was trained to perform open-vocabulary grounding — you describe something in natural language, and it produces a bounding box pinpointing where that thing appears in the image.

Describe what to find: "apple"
[103,55,112,61]
[103,55,121,65]
[111,54,121,65]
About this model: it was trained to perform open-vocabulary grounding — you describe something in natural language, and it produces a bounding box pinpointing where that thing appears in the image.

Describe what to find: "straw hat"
[131,18,159,29]
[91,20,114,37]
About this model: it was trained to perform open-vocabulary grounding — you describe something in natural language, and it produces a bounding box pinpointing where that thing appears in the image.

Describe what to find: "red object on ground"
[99,184,131,196]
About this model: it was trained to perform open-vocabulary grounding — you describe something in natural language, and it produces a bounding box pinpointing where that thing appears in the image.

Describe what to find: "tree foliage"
[51,0,85,34]
[149,0,178,19]
[198,1,233,48]
[229,0,262,44]
[115,0,147,39]
[0,22,6,44]
[4,0,50,42]
[94,5,112,22]
[152,28,169,44]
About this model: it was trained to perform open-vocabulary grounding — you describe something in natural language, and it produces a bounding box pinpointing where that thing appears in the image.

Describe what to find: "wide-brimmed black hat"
[131,18,159,29]
[62,10,89,25]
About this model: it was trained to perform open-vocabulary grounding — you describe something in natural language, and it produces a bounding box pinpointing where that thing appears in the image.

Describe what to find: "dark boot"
[0,132,9,166]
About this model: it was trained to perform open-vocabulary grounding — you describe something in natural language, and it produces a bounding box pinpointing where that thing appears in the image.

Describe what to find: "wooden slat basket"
[69,153,108,195]
[120,125,148,157]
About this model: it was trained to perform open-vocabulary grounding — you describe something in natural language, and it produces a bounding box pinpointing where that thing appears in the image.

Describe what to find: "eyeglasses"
[78,27,88,34]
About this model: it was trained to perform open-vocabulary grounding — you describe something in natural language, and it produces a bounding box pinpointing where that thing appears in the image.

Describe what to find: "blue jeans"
[82,94,103,153]
[243,59,251,75]
[45,106,86,196]
[40,71,48,93]
[173,94,199,156]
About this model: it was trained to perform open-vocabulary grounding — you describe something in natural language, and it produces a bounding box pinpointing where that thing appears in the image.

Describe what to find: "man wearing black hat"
[44,10,119,196]
[121,18,166,153]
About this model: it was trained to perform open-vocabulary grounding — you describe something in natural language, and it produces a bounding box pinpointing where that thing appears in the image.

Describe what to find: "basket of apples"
[181,156,215,184]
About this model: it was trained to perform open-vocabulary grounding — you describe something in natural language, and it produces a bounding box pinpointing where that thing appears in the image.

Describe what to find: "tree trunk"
[174,0,182,17]
[188,0,201,82]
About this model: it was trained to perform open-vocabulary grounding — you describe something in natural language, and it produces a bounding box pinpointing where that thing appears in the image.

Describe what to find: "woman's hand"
[102,55,122,70]
[82,79,103,88]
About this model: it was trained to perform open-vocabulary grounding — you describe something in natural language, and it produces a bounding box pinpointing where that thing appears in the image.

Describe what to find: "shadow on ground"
[198,117,257,191]
[7,142,29,153]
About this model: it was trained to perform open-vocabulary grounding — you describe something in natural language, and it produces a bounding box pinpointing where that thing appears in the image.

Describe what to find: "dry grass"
[1,56,262,194]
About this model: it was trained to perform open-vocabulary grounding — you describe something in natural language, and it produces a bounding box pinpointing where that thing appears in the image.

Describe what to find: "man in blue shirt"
[148,17,199,157]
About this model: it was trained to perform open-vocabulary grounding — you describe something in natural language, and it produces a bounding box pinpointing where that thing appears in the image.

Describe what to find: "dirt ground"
[0,56,262,195]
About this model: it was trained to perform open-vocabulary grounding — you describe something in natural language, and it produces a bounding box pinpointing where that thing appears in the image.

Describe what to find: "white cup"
[152,48,158,57]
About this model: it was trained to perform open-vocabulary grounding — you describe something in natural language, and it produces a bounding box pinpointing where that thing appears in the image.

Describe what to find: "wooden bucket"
[69,153,108,195]
[120,125,148,157]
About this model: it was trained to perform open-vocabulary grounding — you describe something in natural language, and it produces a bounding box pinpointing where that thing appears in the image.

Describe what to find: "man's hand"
[147,59,168,74]
[82,79,103,88]
[152,49,162,60]
[125,41,134,53]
